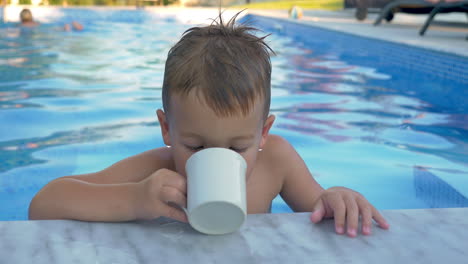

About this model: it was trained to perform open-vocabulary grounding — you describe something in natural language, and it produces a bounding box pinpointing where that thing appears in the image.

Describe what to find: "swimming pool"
[1,8,467,221]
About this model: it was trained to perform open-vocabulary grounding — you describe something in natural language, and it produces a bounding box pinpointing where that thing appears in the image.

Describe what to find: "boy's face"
[157,91,275,180]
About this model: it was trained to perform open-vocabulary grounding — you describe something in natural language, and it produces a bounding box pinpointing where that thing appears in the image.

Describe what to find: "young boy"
[29,14,389,238]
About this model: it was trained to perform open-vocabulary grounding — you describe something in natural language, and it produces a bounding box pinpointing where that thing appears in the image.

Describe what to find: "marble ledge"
[1,208,467,264]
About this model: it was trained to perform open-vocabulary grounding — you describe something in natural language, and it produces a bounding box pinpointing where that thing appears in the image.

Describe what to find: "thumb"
[310,199,325,224]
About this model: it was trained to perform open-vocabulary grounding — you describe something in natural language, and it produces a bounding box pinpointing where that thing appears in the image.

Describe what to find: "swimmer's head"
[20,9,34,23]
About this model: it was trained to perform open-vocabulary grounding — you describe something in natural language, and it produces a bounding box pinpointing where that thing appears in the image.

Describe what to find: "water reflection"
[271,37,467,168]
[0,120,157,173]
[264,23,468,210]
[0,20,188,176]
[0,16,467,216]
[0,25,59,85]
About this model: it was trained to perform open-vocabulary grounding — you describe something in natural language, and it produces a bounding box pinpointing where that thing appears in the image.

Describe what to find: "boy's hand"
[310,187,389,237]
[137,169,188,223]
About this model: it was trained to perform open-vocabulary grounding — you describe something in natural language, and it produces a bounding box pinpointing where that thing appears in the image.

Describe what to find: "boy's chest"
[246,165,282,214]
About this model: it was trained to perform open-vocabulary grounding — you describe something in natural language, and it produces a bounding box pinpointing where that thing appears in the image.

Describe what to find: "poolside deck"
[2,5,466,56]
[1,208,467,263]
[250,8,468,57]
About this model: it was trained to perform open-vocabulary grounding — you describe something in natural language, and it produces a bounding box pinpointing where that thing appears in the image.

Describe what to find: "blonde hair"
[162,12,273,120]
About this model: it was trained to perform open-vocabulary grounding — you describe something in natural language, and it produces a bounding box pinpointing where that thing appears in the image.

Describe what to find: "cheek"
[172,147,192,177]
[241,151,259,180]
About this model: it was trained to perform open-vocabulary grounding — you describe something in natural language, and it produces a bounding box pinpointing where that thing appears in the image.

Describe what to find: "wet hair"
[162,12,274,120]
[20,9,33,23]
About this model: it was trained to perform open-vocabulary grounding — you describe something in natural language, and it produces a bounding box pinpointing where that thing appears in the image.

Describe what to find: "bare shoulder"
[264,134,289,146]
[261,134,299,171]
[263,134,296,158]
[68,147,174,184]
[263,135,321,212]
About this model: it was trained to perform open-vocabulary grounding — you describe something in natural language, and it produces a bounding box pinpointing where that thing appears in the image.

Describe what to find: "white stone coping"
[1,208,467,263]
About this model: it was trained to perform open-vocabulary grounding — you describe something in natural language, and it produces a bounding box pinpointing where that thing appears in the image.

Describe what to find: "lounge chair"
[373,0,468,36]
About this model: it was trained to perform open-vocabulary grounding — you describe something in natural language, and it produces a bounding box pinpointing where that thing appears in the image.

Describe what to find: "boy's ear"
[157,109,171,146]
[260,114,275,148]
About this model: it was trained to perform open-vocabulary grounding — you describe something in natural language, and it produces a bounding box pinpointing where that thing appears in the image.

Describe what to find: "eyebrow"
[181,132,254,141]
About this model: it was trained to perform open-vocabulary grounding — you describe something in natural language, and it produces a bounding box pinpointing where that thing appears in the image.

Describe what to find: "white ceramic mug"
[184,148,247,235]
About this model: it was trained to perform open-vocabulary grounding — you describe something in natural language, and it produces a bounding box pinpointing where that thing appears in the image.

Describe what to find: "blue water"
[1,11,467,221]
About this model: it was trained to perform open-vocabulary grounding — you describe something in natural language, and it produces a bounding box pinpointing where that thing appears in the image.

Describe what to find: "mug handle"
[168,201,191,224]
[182,207,191,224]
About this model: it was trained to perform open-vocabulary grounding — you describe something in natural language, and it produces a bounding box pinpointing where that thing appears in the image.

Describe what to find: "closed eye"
[229,147,248,153]
[186,145,204,152]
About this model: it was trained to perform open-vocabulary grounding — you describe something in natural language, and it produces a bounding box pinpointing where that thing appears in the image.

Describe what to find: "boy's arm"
[270,136,324,212]
[29,178,142,221]
[273,135,389,237]
[64,147,171,184]
[29,148,188,222]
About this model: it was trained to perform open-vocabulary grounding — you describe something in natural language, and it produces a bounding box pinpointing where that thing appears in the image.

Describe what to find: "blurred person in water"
[19,8,84,31]
[19,8,40,27]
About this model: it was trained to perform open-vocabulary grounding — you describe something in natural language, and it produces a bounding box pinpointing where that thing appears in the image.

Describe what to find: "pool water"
[1,11,467,221]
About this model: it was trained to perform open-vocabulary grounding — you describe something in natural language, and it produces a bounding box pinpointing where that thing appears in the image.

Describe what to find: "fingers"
[140,169,188,222]
[372,207,390,230]
[316,188,390,238]
[360,205,373,235]
[160,169,187,195]
[158,170,188,221]
[160,186,187,209]
[329,196,346,235]
[310,199,325,223]
[344,197,359,237]
[160,202,188,223]
[355,194,374,235]
[354,196,389,236]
